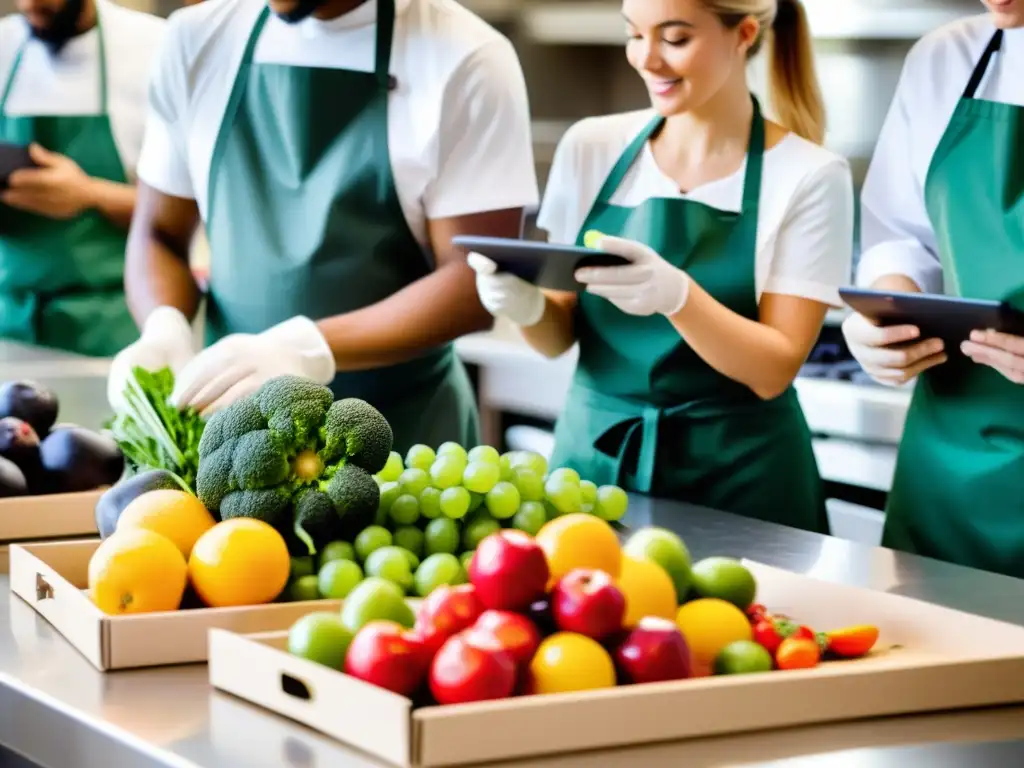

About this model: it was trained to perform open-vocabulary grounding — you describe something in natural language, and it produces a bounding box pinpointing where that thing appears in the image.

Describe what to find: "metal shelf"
[520,1,972,45]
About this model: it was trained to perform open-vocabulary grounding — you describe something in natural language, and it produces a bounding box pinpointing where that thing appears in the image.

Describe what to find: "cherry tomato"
[789,625,816,641]
[745,603,769,622]
[775,637,820,670]
[752,620,783,654]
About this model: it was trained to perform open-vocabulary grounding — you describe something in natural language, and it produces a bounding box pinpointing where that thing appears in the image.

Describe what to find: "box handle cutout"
[283,736,315,768]
[35,573,54,602]
[281,673,313,702]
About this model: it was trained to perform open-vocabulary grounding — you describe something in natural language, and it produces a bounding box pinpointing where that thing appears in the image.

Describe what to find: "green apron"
[882,30,1024,577]
[550,98,828,533]
[0,19,136,357]
[204,4,479,455]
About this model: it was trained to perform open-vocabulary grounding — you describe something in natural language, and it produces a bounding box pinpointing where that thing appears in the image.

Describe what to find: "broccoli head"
[196,375,394,554]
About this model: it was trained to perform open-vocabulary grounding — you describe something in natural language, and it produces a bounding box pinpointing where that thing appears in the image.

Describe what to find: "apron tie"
[595,399,731,495]
[607,404,663,494]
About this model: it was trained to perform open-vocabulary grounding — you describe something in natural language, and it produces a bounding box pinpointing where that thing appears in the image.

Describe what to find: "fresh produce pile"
[108,367,205,491]
[0,380,123,498]
[88,374,395,614]
[286,515,881,705]
[282,444,630,605]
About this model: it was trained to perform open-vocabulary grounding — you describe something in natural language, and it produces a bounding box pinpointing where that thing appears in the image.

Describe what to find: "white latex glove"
[170,316,335,418]
[574,235,690,317]
[107,306,195,413]
[467,252,546,327]
[841,311,946,386]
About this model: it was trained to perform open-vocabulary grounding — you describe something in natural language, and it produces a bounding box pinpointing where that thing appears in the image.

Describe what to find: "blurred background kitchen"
[0,0,982,543]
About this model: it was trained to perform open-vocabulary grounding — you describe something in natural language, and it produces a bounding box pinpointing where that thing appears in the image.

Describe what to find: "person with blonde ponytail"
[844,0,1024,577]
[469,0,853,532]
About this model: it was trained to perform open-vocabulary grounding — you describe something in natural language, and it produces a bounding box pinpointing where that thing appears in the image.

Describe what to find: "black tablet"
[0,142,36,189]
[452,235,629,292]
[839,287,1024,345]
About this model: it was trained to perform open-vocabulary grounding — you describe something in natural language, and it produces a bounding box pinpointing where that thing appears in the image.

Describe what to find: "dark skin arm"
[318,207,523,370]
[125,182,521,365]
[124,183,203,325]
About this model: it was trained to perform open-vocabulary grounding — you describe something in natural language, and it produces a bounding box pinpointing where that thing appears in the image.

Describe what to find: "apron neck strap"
[595,95,766,215]
[374,0,395,87]
[593,113,662,205]
[246,1,394,88]
[963,29,1003,100]
[0,40,28,113]
[242,8,272,76]
[0,14,109,115]
[741,95,765,214]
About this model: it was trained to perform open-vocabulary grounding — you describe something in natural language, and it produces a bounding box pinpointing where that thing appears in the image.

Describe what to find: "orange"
[188,518,290,607]
[616,555,678,627]
[675,598,752,672]
[116,489,216,560]
[535,513,622,582]
[88,528,188,615]
[527,632,616,695]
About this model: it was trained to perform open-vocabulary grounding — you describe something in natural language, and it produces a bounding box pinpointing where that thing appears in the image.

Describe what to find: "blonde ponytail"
[767,0,825,144]
[703,0,827,144]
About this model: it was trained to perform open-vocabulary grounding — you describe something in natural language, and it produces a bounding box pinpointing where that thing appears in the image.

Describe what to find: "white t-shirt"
[537,111,854,307]
[0,0,165,179]
[857,17,1024,293]
[137,0,539,245]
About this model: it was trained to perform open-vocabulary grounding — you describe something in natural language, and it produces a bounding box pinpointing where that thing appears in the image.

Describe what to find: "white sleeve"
[856,52,943,293]
[763,158,854,308]
[423,38,539,219]
[134,13,194,199]
[536,124,587,245]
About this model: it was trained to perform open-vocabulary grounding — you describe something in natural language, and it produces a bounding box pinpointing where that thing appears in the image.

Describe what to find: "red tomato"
[752,620,783,654]
[745,603,769,622]
[775,637,821,670]
[789,625,816,641]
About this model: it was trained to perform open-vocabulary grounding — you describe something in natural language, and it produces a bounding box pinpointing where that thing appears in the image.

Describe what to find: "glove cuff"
[519,289,547,327]
[662,272,691,317]
[263,316,336,385]
[142,306,194,345]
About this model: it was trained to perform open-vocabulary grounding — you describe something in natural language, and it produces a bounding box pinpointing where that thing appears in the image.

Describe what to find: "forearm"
[519,292,577,358]
[667,283,821,400]
[317,262,492,371]
[85,178,137,229]
[124,225,201,329]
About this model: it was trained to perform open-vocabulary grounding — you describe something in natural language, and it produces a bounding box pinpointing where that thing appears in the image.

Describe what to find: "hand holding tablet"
[453,232,629,292]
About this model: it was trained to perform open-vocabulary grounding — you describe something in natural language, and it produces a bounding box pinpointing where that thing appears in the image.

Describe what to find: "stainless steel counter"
[3,498,1024,768]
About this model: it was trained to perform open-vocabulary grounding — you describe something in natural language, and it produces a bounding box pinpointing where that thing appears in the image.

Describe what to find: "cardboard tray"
[8,539,342,671]
[0,490,104,573]
[208,561,1024,768]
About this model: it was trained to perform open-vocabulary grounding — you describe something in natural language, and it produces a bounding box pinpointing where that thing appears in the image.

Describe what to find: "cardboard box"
[0,490,103,573]
[8,539,341,671]
[208,561,1024,768]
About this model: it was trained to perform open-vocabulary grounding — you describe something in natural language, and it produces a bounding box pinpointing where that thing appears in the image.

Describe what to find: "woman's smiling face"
[622,0,759,116]
[983,0,1024,28]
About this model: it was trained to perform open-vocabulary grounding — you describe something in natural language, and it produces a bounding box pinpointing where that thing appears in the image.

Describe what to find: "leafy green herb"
[108,367,205,491]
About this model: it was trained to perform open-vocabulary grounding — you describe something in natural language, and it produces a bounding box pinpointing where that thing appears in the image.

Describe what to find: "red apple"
[344,621,430,696]
[413,584,485,655]
[551,568,626,640]
[468,530,549,611]
[612,616,692,684]
[465,610,541,667]
[429,632,517,705]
